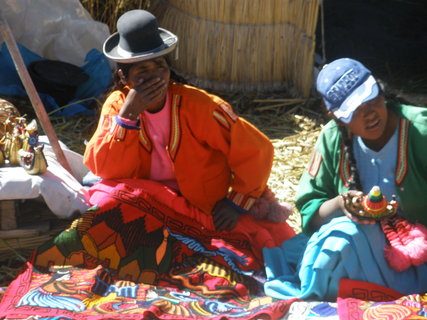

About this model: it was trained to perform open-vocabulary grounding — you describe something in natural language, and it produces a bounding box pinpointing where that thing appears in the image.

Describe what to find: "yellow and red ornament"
[343,186,399,220]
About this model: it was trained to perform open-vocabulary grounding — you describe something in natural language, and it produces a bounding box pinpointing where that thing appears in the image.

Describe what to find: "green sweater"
[296,103,427,235]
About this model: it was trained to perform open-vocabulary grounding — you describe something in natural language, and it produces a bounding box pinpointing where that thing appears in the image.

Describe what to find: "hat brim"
[103,28,178,63]
[333,75,380,124]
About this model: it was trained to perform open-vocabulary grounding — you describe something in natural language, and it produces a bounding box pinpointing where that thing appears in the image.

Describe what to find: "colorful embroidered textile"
[0,179,296,319]
[337,279,427,319]
[337,278,403,301]
[0,263,296,319]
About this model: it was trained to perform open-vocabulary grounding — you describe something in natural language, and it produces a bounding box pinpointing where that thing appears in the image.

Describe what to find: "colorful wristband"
[115,115,140,130]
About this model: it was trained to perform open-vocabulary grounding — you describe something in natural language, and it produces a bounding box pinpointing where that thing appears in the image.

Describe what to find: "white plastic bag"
[0,0,110,67]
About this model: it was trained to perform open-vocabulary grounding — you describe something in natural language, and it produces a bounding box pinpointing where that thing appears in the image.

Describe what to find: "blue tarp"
[0,43,112,117]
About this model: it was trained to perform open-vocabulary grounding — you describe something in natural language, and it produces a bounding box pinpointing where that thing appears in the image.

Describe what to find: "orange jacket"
[84,83,274,214]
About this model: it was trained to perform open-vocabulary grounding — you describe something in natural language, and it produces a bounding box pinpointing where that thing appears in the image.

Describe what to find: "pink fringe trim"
[249,188,293,223]
[382,216,427,272]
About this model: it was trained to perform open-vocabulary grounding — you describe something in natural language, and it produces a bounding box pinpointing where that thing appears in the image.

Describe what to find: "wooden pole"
[0,16,74,176]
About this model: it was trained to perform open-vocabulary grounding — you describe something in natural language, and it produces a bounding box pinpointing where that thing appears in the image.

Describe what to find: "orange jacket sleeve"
[83,89,150,179]
[177,88,274,210]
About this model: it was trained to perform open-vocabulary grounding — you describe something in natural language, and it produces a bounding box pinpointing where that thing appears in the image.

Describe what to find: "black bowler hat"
[103,10,178,63]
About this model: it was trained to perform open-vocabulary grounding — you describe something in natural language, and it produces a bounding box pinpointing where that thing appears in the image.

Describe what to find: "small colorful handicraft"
[0,98,48,175]
[343,185,398,220]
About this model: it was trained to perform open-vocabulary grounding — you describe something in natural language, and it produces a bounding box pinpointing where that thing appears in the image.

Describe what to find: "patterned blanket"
[3,276,426,319]
[0,179,296,319]
[0,262,296,319]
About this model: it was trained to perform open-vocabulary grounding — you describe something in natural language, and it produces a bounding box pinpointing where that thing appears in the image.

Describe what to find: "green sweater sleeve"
[295,121,348,235]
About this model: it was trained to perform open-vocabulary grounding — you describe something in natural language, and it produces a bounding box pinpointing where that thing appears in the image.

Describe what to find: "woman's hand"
[340,190,376,225]
[310,191,376,230]
[212,199,241,232]
[119,77,167,119]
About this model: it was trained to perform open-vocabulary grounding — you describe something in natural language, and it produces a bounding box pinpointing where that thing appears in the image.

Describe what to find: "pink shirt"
[144,93,179,192]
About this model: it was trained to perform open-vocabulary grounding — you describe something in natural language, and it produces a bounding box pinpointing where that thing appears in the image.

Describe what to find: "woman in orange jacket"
[84,9,293,232]
[76,9,295,281]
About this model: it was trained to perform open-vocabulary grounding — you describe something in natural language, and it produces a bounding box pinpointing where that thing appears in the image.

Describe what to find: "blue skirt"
[263,216,427,301]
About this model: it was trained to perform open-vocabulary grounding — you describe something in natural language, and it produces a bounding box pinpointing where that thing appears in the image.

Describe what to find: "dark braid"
[337,122,362,191]
[169,68,188,84]
[164,55,188,84]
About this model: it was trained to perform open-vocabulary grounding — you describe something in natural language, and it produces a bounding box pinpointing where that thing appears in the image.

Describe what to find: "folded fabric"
[338,280,426,320]
[264,217,427,301]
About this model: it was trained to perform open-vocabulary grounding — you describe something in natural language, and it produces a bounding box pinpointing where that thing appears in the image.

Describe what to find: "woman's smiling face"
[346,95,388,141]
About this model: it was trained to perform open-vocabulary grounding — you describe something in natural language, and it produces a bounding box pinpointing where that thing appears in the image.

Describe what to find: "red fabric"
[337,279,427,320]
[338,278,404,301]
[88,179,296,255]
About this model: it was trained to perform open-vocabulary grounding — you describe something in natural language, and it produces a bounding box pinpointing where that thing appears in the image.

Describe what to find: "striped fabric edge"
[213,110,231,130]
[226,190,257,212]
[307,150,323,178]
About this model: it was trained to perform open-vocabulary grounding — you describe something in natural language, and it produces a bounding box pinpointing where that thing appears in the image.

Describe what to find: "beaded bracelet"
[115,115,140,130]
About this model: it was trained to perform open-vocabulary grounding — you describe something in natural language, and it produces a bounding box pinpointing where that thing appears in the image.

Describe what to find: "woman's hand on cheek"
[120,77,166,119]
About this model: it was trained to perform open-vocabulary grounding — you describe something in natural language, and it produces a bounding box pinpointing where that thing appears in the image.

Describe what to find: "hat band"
[117,42,169,58]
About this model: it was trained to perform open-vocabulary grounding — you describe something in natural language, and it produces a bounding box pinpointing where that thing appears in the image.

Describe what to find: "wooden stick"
[0,16,74,176]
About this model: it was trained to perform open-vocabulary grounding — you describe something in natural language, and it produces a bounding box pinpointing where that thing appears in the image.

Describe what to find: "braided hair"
[336,123,362,191]
[164,56,188,84]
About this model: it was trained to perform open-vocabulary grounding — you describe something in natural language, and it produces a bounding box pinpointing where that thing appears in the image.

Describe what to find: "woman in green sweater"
[263,58,427,301]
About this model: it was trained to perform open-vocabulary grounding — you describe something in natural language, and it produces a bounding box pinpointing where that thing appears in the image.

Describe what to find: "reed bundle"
[153,0,320,96]
[80,0,151,32]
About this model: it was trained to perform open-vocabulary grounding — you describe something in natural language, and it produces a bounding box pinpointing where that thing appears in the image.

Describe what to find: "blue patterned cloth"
[17,288,85,312]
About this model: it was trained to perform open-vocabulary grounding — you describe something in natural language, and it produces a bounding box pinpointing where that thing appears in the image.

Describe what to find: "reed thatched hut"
[152,0,320,97]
